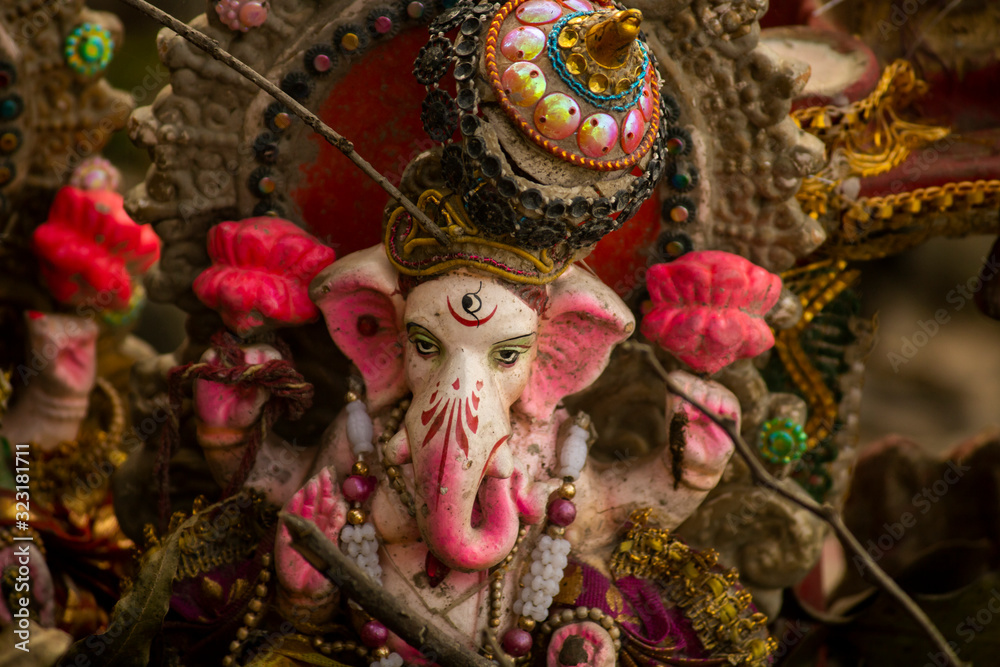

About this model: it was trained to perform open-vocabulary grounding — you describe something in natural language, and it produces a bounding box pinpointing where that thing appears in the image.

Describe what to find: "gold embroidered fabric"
[610,509,776,667]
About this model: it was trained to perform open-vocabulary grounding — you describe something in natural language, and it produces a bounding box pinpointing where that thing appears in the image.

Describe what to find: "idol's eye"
[494,348,520,367]
[410,335,439,357]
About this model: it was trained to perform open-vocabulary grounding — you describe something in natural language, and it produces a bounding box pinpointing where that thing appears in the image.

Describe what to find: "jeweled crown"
[398,0,691,283]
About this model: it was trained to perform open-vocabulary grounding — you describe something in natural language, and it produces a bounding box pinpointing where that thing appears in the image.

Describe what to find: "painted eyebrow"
[494,333,536,346]
[405,322,434,336]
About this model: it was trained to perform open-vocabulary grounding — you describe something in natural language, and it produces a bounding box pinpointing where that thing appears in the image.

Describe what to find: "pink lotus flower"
[33,186,161,311]
[193,217,335,336]
[641,251,782,374]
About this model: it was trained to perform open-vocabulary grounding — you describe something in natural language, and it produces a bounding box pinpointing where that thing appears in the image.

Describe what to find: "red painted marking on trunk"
[421,395,444,426]
[452,377,460,390]
[422,398,449,446]
[465,396,478,434]
[447,298,497,327]
[436,401,457,504]
[429,390,437,404]
[476,380,483,391]
[471,391,479,410]
[455,404,469,457]
[478,435,511,487]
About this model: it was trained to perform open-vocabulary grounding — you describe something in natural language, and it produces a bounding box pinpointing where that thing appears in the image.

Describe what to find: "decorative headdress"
[387,0,686,284]
[32,180,160,315]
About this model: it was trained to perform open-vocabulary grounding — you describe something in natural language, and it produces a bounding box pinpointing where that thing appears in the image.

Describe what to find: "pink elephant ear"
[310,246,407,412]
[517,267,635,421]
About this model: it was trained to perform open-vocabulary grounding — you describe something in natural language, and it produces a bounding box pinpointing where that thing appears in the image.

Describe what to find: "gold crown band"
[383,188,572,285]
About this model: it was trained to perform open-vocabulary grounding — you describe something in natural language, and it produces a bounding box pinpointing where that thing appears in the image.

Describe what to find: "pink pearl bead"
[342,474,376,502]
[360,620,389,647]
[502,62,547,107]
[577,113,618,158]
[502,628,533,657]
[621,108,645,154]
[638,85,654,122]
[534,93,581,140]
[548,498,576,527]
[313,54,332,72]
[501,26,546,62]
[374,15,393,34]
[515,0,563,25]
[238,1,268,28]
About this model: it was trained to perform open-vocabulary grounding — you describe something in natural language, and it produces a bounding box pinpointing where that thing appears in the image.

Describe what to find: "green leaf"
[57,515,191,667]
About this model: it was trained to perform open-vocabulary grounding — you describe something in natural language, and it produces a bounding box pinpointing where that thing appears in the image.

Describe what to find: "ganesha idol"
[0,159,159,660]
[134,2,783,667]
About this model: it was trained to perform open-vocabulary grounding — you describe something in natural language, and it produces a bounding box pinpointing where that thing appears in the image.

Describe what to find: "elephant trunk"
[406,375,519,572]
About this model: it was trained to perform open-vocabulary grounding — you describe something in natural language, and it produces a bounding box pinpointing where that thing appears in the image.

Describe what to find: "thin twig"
[810,0,849,16]
[116,0,451,248]
[625,341,968,667]
[282,513,507,667]
[905,0,963,60]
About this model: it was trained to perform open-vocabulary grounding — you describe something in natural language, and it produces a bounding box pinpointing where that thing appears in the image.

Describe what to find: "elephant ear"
[517,267,635,422]
[310,246,406,412]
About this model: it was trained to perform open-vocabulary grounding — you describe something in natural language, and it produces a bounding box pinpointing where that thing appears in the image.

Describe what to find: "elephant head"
[0,312,99,451]
[23,311,99,398]
[311,246,634,572]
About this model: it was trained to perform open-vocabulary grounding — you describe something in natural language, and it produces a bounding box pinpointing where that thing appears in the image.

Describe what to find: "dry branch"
[626,341,969,667]
[282,513,510,667]
[117,0,451,248]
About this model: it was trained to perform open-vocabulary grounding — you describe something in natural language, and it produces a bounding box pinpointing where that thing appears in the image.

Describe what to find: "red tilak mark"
[478,435,511,487]
[436,402,457,503]
[471,391,479,410]
[447,298,497,327]
[452,377,460,391]
[422,399,449,447]
[476,380,483,391]
[429,390,438,404]
[465,396,478,434]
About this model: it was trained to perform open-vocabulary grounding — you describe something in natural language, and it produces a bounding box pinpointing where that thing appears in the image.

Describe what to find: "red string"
[155,331,314,532]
